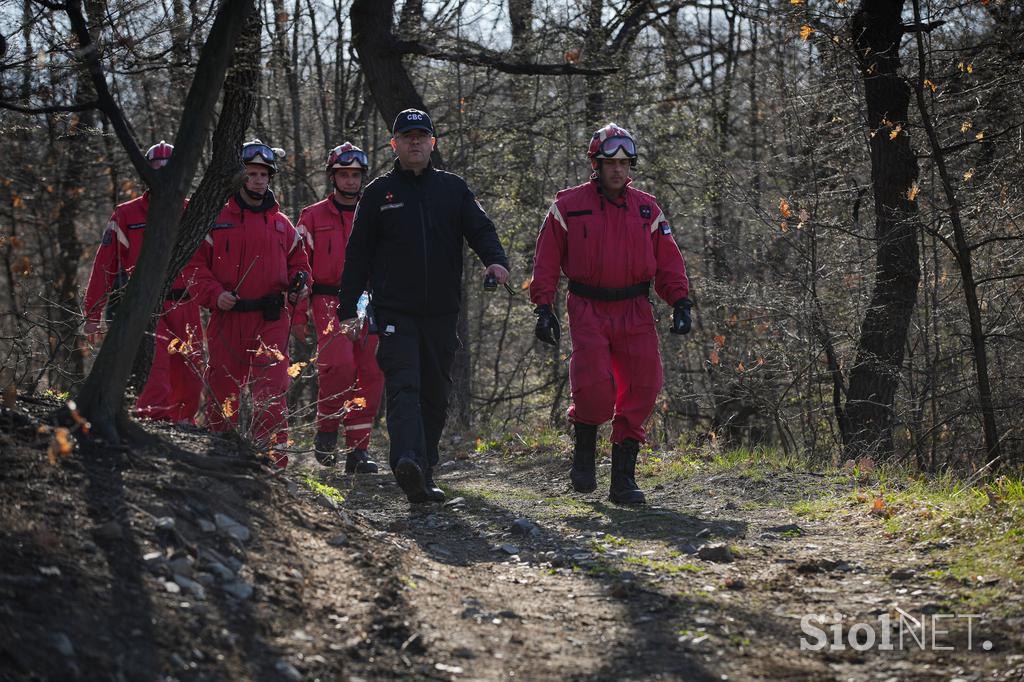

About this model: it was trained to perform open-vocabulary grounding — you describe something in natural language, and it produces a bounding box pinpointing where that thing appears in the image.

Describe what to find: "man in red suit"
[82,141,203,423]
[295,143,383,473]
[530,124,692,505]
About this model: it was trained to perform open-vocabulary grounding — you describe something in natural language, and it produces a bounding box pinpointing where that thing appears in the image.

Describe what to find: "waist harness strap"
[232,293,284,313]
[568,280,650,301]
[165,288,190,302]
[311,283,340,297]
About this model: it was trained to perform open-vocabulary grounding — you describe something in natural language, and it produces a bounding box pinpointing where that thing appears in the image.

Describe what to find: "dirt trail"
[2,405,1022,681]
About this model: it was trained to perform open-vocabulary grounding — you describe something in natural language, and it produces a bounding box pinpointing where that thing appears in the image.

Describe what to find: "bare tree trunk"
[908,0,1002,466]
[843,0,922,459]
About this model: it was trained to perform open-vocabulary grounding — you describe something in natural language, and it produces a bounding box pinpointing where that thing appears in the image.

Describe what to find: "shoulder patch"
[660,221,672,235]
[101,228,113,245]
[640,205,651,219]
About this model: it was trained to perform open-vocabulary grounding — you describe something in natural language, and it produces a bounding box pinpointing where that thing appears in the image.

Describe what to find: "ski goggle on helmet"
[146,141,173,166]
[241,140,284,175]
[326,143,368,172]
[588,124,637,168]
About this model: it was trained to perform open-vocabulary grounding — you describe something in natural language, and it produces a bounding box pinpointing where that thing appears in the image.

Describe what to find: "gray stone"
[695,527,711,539]
[169,556,194,577]
[198,519,216,533]
[499,543,519,555]
[697,544,734,563]
[214,513,251,543]
[765,523,803,535]
[510,519,538,537]
[174,575,206,600]
[206,561,234,581]
[274,660,303,681]
[93,521,123,541]
[223,580,253,601]
[225,556,243,573]
[195,572,216,587]
[317,494,338,510]
[327,533,348,547]
[444,497,466,508]
[50,632,74,657]
[155,517,176,532]
[164,580,181,594]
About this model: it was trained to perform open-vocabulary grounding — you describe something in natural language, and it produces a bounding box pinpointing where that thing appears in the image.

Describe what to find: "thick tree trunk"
[843,0,922,458]
[74,0,257,442]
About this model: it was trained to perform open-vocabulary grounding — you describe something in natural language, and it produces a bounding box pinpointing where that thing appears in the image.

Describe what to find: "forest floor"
[2,396,1023,681]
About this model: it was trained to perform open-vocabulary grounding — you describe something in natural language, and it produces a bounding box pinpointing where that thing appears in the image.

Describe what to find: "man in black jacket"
[338,108,510,503]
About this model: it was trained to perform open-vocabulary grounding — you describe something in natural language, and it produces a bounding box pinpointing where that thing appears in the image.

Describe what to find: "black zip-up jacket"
[338,160,509,318]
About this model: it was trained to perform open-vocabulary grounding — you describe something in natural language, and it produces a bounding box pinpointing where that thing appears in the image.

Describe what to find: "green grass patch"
[624,555,702,574]
[302,474,346,504]
[820,470,1024,610]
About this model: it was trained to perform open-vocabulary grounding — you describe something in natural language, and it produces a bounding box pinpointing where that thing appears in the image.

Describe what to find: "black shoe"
[314,431,338,466]
[423,467,446,503]
[345,448,379,474]
[569,423,598,493]
[394,452,431,503]
[609,439,645,505]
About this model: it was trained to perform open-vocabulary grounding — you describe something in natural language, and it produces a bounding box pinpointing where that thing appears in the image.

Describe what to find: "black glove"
[534,304,560,346]
[671,298,692,335]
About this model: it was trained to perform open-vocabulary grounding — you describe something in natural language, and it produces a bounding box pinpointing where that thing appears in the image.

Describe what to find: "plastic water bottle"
[356,292,369,322]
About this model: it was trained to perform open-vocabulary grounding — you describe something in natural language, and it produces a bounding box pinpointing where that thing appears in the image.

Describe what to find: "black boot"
[570,423,598,493]
[423,467,446,503]
[394,451,431,503]
[345,448,379,474]
[314,431,338,466]
[609,439,645,505]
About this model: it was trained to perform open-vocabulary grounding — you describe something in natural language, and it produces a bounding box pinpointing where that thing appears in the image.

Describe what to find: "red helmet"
[145,141,174,162]
[241,139,282,175]
[587,123,637,169]
[326,142,368,173]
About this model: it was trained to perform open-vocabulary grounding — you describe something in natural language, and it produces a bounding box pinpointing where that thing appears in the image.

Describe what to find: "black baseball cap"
[392,108,434,135]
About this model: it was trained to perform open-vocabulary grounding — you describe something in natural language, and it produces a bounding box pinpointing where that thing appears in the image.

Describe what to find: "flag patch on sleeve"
[660,222,672,235]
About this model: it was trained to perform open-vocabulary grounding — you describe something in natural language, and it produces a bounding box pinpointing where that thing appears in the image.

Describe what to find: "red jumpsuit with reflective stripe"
[530,179,689,444]
[295,197,384,448]
[185,194,310,447]
[82,192,203,423]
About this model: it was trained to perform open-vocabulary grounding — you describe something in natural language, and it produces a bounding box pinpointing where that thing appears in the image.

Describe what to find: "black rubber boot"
[423,467,446,503]
[345,448,379,474]
[570,423,598,493]
[314,431,338,466]
[609,439,645,505]
[394,451,431,503]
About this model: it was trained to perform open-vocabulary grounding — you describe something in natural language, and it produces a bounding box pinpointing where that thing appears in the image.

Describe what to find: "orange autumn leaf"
[889,124,902,140]
[870,497,891,518]
[709,350,720,366]
[222,397,235,418]
[353,397,367,408]
[737,361,745,372]
[287,361,306,378]
[907,183,920,201]
[713,334,726,348]
[923,78,937,92]
[779,198,792,218]
[167,338,180,354]
[799,25,813,41]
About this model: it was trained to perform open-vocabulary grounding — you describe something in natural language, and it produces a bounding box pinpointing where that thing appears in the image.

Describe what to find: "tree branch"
[392,39,617,76]
[62,0,154,186]
[0,99,98,114]
[900,20,945,34]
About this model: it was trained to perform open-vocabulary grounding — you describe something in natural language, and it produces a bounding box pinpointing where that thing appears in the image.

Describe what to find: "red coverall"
[295,197,384,449]
[186,194,310,447]
[530,179,689,444]
[83,192,203,423]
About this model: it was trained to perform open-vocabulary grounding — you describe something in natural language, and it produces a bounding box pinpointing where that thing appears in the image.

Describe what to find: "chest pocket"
[627,211,657,279]
[565,209,597,281]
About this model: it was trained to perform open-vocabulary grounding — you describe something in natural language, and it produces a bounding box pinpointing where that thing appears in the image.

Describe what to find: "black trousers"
[373,309,460,471]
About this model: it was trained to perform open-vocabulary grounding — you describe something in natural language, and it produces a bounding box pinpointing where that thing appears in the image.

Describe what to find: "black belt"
[165,288,190,302]
[311,283,340,297]
[568,280,650,301]
[231,293,284,320]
